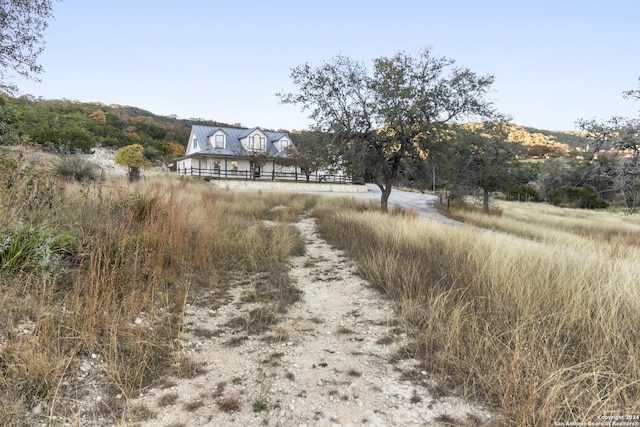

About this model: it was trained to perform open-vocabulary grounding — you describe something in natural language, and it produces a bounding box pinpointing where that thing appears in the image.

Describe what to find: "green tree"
[449,125,518,214]
[278,48,498,211]
[289,130,334,182]
[551,185,609,209]
[578,79,640,213]
[0,94,21,144]
[0,0,57,93]
[115,143,152,182]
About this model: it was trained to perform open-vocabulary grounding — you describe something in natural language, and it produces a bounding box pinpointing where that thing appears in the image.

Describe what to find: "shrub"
[54,156,100,181]
[507,183,540,202]
[113,193,160,222]
[552,185,609,209]
[115,144,152,182]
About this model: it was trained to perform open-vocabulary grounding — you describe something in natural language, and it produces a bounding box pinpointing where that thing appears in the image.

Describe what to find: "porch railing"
[176,166,352,184]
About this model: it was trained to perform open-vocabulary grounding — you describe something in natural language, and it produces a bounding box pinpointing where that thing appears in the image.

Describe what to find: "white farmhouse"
[175,125,297,179]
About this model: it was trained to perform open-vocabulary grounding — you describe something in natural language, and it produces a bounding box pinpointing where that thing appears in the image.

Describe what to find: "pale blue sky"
[11,0,640,131]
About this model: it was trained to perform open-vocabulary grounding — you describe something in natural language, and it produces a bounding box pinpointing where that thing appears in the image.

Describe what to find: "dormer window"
[214,134,225,149]
[250,135,266,151]
[280,139,290,151]
[192,136,197,149]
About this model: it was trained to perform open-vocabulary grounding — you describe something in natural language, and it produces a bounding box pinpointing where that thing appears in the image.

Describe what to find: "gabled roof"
[185,125,294,159]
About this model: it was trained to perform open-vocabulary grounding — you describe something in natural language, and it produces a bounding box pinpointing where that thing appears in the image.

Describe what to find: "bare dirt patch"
[128,216,491,426]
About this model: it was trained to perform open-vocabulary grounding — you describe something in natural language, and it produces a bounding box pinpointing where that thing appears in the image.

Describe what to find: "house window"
[230,161,238,171]
[251,135,265,151]
[280,139,290,150]
[192,136,197,149]
[214,134,225,149]
[213,161,220,171]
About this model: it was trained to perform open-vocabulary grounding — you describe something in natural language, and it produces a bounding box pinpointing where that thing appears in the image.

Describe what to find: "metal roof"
[188,125,293,158]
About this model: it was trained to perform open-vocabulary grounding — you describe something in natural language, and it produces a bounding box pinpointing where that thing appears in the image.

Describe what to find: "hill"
[462,122,590,158]
[0,95,590,162]
[0,95,238,162]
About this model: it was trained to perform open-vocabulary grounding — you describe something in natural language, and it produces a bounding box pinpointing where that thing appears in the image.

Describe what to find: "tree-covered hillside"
[0,95,591,165]
[0,95,236,163]
[463,122,591,158]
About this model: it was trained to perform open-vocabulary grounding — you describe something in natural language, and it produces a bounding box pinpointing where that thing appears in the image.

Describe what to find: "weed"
[174,355,207,379]
[183,399,204,412]
[347,369,362,377]
[376,335,395,345]
[264,351,285,367]
[157,393,179,407]
[190,327,217,339]
[217,396,241,413]
[434,413,460,425]
[252,399,269,413]
[224,335,248,347]
[127,403,155,422]
[212,381,226,399]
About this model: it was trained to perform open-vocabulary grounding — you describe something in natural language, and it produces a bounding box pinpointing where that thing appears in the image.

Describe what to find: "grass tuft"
[217,396,241,413]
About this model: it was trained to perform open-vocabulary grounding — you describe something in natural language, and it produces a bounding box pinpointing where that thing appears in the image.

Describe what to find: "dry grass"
[0,149,317,425]
[445,198,640,259]
[314,198,640,425]
[217,396,241,413]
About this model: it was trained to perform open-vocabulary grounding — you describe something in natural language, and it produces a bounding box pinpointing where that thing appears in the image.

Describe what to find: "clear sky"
[10,0,640,131]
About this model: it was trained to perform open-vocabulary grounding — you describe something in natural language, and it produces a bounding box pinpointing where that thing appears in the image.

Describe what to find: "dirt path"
[130,215,490,426]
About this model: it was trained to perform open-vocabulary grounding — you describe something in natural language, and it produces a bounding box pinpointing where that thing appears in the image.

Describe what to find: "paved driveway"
[326,184,461,226]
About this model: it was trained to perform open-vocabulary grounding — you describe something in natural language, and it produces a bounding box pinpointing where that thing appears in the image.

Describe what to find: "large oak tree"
[278,48,499,211]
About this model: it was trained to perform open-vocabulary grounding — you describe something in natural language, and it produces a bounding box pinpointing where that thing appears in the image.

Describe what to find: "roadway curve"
[328,184,461,225]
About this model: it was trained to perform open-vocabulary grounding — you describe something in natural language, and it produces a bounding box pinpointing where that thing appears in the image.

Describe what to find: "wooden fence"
[176,166,352,184]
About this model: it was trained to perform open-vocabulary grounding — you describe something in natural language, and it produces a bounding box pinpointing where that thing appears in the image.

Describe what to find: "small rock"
[80,361,92,372]
[317,379,324,386]
[32,403,43,415]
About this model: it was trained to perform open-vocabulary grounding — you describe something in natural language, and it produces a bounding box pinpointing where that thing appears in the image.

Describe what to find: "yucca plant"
[0,222,74,272]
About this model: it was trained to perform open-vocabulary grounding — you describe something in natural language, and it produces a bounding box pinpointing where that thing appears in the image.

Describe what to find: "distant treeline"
[0,95,236,162]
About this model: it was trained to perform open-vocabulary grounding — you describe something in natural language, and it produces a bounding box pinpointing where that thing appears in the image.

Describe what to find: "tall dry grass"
[314,200,640,425]
[447,199,640,259]
[0,150,314,426]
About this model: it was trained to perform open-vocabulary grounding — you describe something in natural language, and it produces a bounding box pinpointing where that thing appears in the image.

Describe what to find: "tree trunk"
[630,188,638,214]
[379,180,393,213]
[483,188,490,215]
[128,166,140,182]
